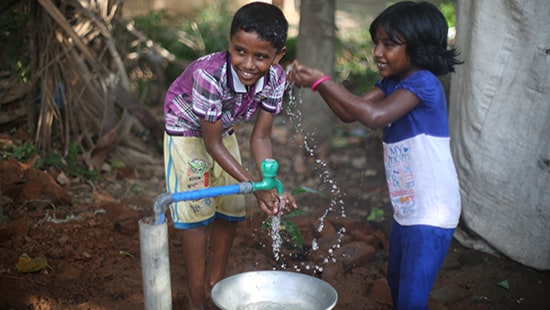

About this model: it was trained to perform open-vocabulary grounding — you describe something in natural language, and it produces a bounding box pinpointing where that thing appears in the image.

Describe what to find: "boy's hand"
[279,192,298,215]
[254,190,279,216]
[254,190,298,216]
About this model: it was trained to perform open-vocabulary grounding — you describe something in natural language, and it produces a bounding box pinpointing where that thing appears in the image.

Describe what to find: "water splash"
[268,82,348,272]
[264,194,289,268]
[268,214,283,261]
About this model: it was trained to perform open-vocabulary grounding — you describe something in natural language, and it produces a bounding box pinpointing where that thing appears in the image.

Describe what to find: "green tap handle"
[251,159,284,194]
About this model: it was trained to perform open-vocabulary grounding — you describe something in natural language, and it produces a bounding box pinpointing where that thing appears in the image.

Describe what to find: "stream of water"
[265,81,347,273]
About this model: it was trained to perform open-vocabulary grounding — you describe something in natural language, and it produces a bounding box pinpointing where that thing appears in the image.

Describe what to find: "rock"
[322,261,344,280]
[96,201,140,235]
[326,215,362,232]
[369,277,393,306]
[334,241,376,272]
[431,284,471,305]
[0,218,31,240]
[441,254,462,270]
[0,159,72,207]
[349,227,382,248]
[373,229,390,251]
[428,297,448,310]
[317,219,337,237]
[458,250,486,266]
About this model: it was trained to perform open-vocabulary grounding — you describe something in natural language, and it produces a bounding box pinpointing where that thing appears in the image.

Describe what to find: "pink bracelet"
[311,75,331,91]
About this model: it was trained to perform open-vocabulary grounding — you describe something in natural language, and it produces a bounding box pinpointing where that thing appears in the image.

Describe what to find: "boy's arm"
[201,116,286,215]
[200,118,255,183]
[250,109,274,169]
[250,109,296,215]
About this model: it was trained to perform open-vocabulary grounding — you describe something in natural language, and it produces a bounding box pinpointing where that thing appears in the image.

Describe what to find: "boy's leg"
[205,218,238,292]
[165,134,218,309]
[393,223,454,309]
[205,133,245,294]
[181,226,208,310]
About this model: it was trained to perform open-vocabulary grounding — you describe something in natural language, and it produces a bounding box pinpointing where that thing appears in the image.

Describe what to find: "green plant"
[334,29,379,94]
[131,0,238,82]
[0,6,30,80]
[4,142,36,161]
[440,1,456,28]
[266,208,306,248]
[34,141,97,179]
[281,36,297,65]
[261,186,325,249]
[129,184,142,194]
[110,159,126,170]
[367,206,385,223]
[2,139,96,179]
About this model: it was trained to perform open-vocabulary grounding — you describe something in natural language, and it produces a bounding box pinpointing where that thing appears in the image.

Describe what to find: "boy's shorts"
[164,132,246,229]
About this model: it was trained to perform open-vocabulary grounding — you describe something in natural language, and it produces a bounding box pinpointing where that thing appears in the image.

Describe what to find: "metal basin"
[211,270,338,310]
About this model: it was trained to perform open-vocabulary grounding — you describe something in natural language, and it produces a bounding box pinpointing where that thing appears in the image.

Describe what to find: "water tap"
[251,159,284,194]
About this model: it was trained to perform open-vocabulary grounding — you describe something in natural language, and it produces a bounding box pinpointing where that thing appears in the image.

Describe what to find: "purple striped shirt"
[164,51,285,137]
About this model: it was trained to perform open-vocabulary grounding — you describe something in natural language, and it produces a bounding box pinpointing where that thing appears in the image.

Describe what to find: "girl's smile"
[373,27,417,80]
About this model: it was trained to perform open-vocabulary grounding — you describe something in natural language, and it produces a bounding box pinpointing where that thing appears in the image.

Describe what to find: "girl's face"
[373,27,416,80]
[229,30,286,86]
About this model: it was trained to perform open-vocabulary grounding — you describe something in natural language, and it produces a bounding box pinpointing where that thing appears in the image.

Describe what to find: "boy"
[163,2,297,309]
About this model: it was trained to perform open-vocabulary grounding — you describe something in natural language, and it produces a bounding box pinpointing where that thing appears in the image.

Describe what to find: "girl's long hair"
[369,1,462,76]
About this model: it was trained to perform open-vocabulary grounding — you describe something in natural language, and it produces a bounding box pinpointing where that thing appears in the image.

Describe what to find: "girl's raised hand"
[290,60,326,88]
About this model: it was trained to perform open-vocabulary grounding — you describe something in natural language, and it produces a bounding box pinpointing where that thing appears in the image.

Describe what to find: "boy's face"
[229,30,286,86]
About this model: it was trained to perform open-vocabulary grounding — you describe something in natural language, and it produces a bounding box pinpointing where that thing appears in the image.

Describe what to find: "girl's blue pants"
[387,219,454,310]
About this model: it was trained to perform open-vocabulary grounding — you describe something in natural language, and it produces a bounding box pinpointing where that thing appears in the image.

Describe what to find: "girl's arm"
[289,63,355,121]
[291,60,420,128]
[315,80,419,128]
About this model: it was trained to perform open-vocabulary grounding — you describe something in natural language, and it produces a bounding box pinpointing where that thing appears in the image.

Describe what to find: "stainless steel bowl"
[211,270,338,310]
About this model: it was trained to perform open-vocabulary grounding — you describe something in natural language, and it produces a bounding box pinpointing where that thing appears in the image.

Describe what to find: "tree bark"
[296,0,336,146]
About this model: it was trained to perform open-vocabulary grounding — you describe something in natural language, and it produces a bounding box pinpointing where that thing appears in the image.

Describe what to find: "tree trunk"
[295,0,336,146]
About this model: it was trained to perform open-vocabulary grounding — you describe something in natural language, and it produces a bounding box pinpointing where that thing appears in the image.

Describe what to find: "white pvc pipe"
[140,217,172,310]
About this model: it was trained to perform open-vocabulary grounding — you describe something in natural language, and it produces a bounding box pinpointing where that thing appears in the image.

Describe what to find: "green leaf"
[261,218,271,230]
[282,209,305,219]
[367,207,385,223]
[284,222,303,248]
[497,279,510,290]
[291,186,325,197]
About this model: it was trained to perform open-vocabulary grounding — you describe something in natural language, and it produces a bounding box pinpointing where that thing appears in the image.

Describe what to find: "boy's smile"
[229,30,286,86]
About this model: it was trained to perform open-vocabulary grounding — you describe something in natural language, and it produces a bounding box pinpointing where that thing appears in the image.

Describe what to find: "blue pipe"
[153,158,284,225]
[154,182,254,224]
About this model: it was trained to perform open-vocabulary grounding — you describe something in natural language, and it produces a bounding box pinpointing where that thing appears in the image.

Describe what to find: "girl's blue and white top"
[376,70,461,229]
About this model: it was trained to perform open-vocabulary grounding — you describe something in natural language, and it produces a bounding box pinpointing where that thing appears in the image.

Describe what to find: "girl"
[290,1,462,308]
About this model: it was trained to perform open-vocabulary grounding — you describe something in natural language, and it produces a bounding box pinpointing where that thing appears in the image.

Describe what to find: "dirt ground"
[1,117,549,310]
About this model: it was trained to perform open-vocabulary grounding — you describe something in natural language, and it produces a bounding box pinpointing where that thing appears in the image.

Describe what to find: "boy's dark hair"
[369,1,462,76]
[230,2,288,51]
